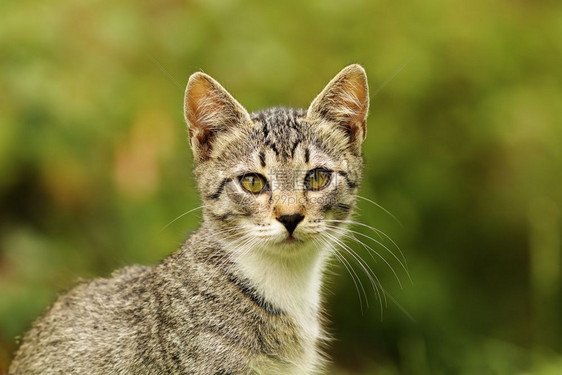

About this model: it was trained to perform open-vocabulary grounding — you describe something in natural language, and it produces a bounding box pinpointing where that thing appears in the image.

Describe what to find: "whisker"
[325,223,411,282]
[335,213,407,268]
[356,195,403,227]
[318,236,367,313]
[379,285,416,323]
[323,231,384,314]
[207,233,256,280]
[324,227,415,322]
[160,206,204,232]
[325,224,404,289]
[324,234,384,317]
[326,227,388,308]
[323,219,410,277]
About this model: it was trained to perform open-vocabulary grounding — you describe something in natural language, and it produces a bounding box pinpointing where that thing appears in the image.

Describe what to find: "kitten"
[9,64,369,375]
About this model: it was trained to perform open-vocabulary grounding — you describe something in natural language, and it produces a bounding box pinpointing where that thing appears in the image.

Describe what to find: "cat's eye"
[304,169,332,191]
[239,173,268,194]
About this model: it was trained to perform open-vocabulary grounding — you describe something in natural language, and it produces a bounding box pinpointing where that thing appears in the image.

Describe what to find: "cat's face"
[185,65,369,255]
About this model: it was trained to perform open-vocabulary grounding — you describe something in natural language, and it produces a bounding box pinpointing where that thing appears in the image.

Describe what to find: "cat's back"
[9,265,152,374]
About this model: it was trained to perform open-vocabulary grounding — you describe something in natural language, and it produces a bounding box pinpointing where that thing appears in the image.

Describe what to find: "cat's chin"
[282,234,298,243]
[266,235,319,255]
[278,237,304,248]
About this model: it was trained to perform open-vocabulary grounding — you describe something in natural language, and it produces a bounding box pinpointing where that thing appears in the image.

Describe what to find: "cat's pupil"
[240,173,266,193]
[305,169,331,190]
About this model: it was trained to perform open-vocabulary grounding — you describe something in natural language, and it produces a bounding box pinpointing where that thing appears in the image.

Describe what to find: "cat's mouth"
[278,233,306,246]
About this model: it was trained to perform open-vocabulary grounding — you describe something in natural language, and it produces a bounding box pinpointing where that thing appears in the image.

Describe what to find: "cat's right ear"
[307,64,369,153]
[184,72,252,162]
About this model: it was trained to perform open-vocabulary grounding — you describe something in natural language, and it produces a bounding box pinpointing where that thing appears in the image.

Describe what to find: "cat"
[9,64,370,375]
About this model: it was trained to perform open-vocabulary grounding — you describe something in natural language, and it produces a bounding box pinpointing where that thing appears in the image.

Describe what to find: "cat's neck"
[186,226,330,337]
[227,239,329,334]
[182,227,328,372]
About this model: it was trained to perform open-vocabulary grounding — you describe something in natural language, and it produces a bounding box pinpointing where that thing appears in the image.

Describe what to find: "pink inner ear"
[186,76,217,131]
[309,65,368,119]
[337,72,369,120]
[185,75,223,159]
[342,77,368,141]
[312,67,369,144]
[184,72,252,161]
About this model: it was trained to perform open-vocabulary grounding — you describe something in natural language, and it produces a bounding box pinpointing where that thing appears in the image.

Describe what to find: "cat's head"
[184,65,369,255]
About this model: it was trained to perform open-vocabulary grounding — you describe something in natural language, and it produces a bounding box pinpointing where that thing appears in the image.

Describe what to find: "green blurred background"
[1,0,561,373]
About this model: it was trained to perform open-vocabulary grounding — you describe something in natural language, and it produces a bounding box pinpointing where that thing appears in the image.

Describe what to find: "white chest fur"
[232,243,329,374]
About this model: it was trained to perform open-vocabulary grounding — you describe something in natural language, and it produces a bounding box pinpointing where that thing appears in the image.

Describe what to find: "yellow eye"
[240,173,267,194]
[305,169,332,191]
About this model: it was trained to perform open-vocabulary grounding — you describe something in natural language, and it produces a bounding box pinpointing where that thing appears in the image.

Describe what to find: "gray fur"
[9,64,369,374]
[10,230,301,374]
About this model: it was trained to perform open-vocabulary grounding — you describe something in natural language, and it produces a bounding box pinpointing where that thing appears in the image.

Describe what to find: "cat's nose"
[276,214,304,236]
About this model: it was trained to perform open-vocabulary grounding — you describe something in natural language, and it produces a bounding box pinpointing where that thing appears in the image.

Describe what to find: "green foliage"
[1,0,561,372]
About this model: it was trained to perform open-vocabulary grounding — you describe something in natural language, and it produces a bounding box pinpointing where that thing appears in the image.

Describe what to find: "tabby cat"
[9,64,370,374]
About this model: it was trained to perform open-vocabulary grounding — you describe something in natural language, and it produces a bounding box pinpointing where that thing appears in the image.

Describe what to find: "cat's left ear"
[307,64,369,151]
[184,72,252,162]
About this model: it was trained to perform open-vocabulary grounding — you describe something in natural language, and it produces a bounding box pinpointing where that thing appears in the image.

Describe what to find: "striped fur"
[9,64,369,374]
